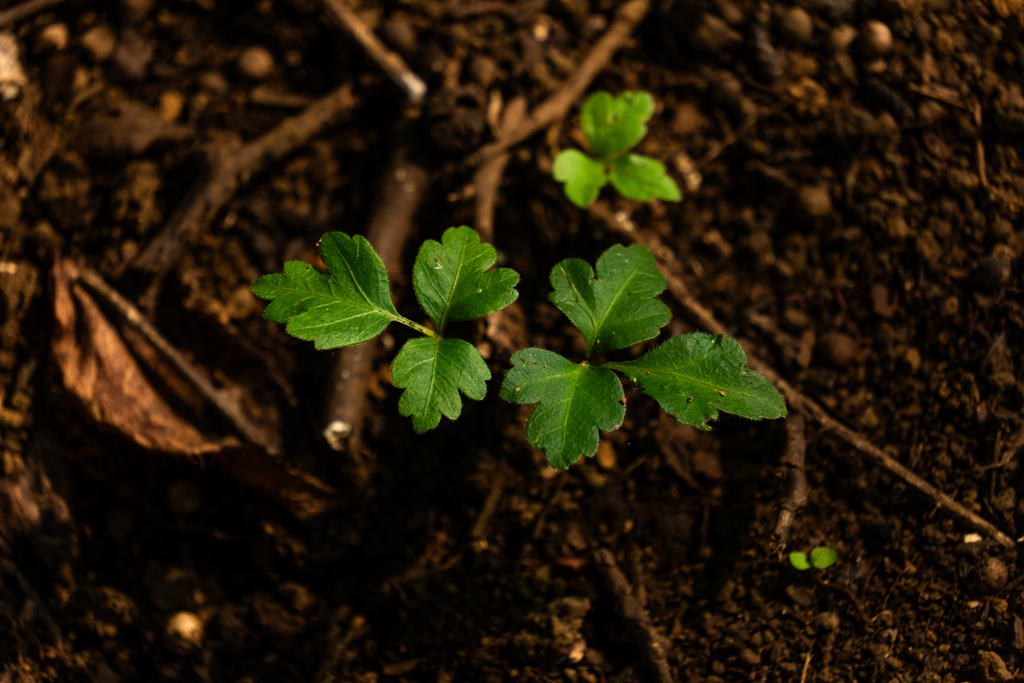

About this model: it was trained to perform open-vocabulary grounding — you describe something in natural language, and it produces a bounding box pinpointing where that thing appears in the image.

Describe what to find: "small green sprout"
[553,91,682,209]
[790,547,838,571]
[253,229,786,467]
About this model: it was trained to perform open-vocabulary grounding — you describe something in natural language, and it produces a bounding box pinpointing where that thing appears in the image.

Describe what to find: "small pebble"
[198,70,228,93]
[739,648,761,666]
[977,650,1012,683]
[902,347,921,373]
[121,0,154,21]
[779,6,814,45]
[167,480,202,516]
[818,332,859,368]
[164,611,204,654]
[815,611,840,631]
[990,217,1014,240]
[238,46,274,79]
[596,441,617,470]
[796,184,832,219]
[0,33,26,100]
[859,20,893,57]
[38,23,68,51]
[159,90,184,122]
[81,25,116,62]
[470,55,498,87]
[975,250,1013,291]
[383,18,417,54]
[714,0,745,24]
[829,24,857,52]
[112,29,153,80]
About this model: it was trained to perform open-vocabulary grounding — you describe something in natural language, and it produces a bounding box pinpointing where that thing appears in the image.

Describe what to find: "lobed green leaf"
[412,226,519,333]
[552,149,608,209]
[606,333,787,428]
[608,155,681,203]
[251,232,399,349]
[392,337,490,433]
[549,244,670,357]
[580,91,655,158]
[501,349,625,469]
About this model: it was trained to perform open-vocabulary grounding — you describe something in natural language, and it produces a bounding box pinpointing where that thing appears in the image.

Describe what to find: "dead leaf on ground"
[216,448,339,520]
[51,257,218,457]
[78,100,193,156]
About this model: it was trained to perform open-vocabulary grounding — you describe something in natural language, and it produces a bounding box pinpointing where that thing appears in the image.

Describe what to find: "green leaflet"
[809,546,837,569]
[412,226,519,333]
[552,150,607,209]
[608,155,681,203]
[392,337,489,433]
[789,552,811,570]
[501,349,625,469]
[606,333,787,429]
[251,232,400,349]
[553,91,680,208]
[549,244,670,357]
[581,91,654,158]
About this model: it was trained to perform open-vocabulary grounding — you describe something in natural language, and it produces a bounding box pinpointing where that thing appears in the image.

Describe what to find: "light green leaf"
[392,337,490,433]
[501,349,625,469]
[789,552,811,571]
[581,91,655,158]
[553,149,608,208]
[606,333,787,428]
[251,232,399,349]
[549,244,670,357]
[608,154,681,203]
[412,226,519,333]
[810,547,837,569]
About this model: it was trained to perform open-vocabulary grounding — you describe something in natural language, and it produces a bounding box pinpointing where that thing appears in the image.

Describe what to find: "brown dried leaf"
[51,257,218,456]
[216,448,339,520]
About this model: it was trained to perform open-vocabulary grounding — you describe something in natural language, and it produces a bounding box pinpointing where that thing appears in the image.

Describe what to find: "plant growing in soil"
[500,243,785,468]
[553,91,682,208]
[252,226,519,432]
[252,228,785,467]
[790,547,838,571]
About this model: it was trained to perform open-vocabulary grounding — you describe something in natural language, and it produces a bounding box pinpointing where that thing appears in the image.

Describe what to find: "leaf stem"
[394,315,437,338]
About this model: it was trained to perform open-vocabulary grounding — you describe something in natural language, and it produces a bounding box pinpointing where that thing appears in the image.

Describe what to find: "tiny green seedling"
[252,228,786,468]
[790,547,838,571]
[553,91,681,208]
[252,226,518,432]
[500,243,786,469]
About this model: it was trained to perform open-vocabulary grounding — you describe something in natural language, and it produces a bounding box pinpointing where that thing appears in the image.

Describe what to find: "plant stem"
[394,315,437,338]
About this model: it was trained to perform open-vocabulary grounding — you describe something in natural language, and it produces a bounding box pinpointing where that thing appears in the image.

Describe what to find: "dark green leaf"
[501,349,625,469]
[606,333,787,428]
[580,91,655,158]
[608,154,681,203]
[251,232,398,349]
[549,244,670,356]
[412,226,519,333]
[392,337,490,433]
[553,149,608,208]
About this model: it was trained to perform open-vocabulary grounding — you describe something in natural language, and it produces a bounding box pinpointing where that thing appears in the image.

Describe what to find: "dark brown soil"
[2,0,1024,681]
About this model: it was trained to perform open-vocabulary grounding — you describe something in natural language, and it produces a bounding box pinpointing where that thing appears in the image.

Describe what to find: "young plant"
[553,91,682,209]
[500,244,786,469]
[790,547,838,571]
[251,226,519,432]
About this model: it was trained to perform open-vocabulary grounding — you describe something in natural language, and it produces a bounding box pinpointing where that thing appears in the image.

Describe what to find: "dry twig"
[71,262,277,454]
[473,96,526,243]
[772,413,807,552]
[470,469,505,544]
[321,0,426,103]
[595,548,674,683]
[0,0,66,27]
[466,0,650,169]
[132,84,357,276]
[322,148,429,475]
[589,204,1016,549]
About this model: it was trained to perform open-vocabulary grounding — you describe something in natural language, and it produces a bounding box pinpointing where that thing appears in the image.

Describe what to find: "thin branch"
[772,413,807,552]
[132,84,357,276]
[322,148,429,476]
[595,548,674,683]
[321,0,426,103]
[0,0,66,28]
[71,262,277,454]
[465,0,650,169]
[590,202,1016,549]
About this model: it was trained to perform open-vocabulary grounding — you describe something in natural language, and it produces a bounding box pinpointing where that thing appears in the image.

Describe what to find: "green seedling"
[500,243,786,469]
[553,91,682,208]
[790,547,838,571]
[252,228,786,467]
[252,226,518,432]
